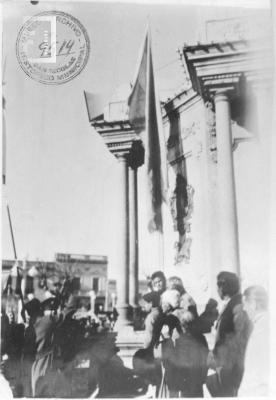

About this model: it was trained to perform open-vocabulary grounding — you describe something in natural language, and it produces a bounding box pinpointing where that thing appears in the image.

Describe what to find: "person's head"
[141,292,160,313]
[167,276,186,296]
[161,289,180,313]
[151,271,166,293]
[243,286,268,322]
[217,271,240,300]
[25,298,42,319]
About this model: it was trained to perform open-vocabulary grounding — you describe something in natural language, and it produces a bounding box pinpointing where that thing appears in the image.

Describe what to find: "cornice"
[163,90,202,122]
[182,37,273,99]
[92,117,144,161]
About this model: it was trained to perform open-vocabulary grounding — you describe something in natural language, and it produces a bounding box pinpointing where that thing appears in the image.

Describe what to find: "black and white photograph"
[1,0,275,398]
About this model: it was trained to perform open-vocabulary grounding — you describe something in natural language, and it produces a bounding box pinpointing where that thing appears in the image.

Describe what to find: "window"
[93,277,99,293]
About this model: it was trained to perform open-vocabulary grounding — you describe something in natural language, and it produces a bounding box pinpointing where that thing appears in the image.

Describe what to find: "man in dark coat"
[209,271,251,397]
[31,297,60,397]
[21,299,41,396]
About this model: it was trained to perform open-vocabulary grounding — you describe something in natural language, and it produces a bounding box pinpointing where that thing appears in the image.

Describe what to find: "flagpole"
[6,205,27,322]
[7,204,17,260]
[159,205,165,271]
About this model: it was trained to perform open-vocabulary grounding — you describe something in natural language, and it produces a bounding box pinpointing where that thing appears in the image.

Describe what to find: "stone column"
[252,83,272,283]
[127,141,144,312]
[215,91,240,275]
[128,166,138,308]
[254,82,272,139]
[115,154,130,326]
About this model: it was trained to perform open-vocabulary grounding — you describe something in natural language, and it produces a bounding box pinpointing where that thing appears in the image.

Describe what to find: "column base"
[115,305,132,329]
[115,325,145,369]
[128,305,144,331]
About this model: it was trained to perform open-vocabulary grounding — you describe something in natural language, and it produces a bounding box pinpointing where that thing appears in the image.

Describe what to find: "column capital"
[114,140,145,170]
[115,152,129,162]
[128,140,145,170]
[213,88,235,104]
[214,90,229,101]
[90,110,145,170]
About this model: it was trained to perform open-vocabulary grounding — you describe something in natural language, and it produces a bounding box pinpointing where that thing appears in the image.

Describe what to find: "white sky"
[1,0,270,278]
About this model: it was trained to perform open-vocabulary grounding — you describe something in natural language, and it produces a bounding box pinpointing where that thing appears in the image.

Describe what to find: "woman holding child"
[135,271,215,398]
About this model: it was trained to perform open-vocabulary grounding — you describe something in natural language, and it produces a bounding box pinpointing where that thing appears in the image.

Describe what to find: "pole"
[7,204,17,260]
[6,204,26,322]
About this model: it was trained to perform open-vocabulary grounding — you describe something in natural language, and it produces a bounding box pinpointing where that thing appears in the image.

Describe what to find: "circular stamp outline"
[16,11,90,85]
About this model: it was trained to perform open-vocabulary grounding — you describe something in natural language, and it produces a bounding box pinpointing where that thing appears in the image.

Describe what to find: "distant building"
[2,253,148,314]
[2,253,108,311]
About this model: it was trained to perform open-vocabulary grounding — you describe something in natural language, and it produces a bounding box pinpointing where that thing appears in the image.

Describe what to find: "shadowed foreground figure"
[207,272,251,397]
[238,286,269,397]
[34,333,148,398]
[32,305,148,398]
[162,289,214,398]
[31,298,60,397]
[163,277,218,398]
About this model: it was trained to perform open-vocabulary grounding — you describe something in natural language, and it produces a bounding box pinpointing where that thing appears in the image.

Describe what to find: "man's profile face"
[152,277,164,292]
[217,284,224,300]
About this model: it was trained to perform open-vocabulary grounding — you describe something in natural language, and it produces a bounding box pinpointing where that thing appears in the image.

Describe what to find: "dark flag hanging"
[128,26,167,233]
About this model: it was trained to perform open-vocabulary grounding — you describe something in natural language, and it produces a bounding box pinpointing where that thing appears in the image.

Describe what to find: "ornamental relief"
[170,173,195,264]
[174,236,192,265]
[181,121,202,159]
[205,101,217,163]
[181,121,200,140]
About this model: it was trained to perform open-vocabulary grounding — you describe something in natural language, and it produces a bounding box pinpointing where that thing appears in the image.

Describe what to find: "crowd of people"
[133,270,269,398]
[0,285,120,398]
[0,269,270,398]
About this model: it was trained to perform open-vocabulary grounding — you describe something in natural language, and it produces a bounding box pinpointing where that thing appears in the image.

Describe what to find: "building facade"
[163,35,273,302]
[88,14,273,319]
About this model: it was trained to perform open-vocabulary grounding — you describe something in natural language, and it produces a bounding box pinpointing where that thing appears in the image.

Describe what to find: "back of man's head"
[217,271,240,298]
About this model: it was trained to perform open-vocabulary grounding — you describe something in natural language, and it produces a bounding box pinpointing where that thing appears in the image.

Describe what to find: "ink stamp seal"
[16,11,90,85]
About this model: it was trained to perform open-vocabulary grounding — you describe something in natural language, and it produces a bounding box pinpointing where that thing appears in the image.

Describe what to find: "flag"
[2,100,6,184]
[2,262,23,297]
[128,31,147,130]
[2,57,7,184]
[128,26,167,233]
[2,274,12,296]
[84,91,105,121]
